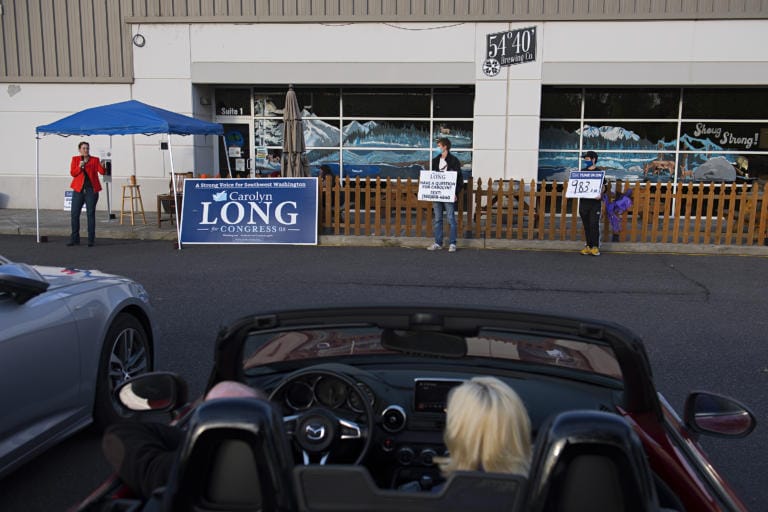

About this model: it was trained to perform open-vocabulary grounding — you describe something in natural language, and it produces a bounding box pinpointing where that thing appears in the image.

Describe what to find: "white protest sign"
[64,190,72,211]
[418,170,458,202]
[566,170,605,199]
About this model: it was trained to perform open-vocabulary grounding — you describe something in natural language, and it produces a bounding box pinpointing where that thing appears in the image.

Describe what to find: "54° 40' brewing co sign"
[483,26,537,77]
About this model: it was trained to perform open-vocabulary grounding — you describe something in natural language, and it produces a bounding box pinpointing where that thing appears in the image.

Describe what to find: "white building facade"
[1,4,767,210]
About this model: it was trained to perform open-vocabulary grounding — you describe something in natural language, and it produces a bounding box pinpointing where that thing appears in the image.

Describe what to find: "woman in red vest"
[68,141,106,246]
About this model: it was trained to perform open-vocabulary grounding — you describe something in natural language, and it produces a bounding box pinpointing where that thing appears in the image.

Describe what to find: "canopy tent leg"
[167,135,182,250]
[222,134,233,178]
[35,135,40,243]
[106,135,114,220]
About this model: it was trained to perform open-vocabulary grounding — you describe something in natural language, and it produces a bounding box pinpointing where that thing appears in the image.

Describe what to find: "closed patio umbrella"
[281,85,309,177]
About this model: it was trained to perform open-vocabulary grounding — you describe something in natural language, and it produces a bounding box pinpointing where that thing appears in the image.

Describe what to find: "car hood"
[33,264,129,290]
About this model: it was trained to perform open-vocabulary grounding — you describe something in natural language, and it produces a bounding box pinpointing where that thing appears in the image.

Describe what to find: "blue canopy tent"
[35,100,227,247]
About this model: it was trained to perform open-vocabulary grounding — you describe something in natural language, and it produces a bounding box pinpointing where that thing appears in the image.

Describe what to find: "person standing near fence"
[427,138,463,253]
[579,151,602,256]
[68,141,106,247]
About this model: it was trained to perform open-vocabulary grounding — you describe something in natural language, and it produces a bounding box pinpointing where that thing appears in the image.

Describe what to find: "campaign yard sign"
[418,171,458,202]
[179,178,318,245]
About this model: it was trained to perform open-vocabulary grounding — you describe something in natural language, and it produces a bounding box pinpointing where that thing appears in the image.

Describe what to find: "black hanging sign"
[483,27,537,77]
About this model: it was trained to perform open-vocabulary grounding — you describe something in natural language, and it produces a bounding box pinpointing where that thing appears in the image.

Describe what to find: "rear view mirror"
[684,391,756,438]
[116,372,188,413]
[381,329,467,358]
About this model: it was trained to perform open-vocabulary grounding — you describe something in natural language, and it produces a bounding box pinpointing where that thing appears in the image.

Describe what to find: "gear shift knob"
[418,474,434,491]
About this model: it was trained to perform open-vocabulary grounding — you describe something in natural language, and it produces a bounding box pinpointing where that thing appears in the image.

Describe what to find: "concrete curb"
[2,209,767,256]
[318,235,768,256]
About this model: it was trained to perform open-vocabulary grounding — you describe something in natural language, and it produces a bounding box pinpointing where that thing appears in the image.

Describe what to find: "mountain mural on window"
[538,123,745,183]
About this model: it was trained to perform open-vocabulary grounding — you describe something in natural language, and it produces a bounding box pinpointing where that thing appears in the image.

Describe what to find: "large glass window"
[343,88,430,118]
[215,88,251,116]
[238,86,474,179]
[539,87,768,183]
[683,88,768,120]
[584,89,679,119]
[434,86,475,119]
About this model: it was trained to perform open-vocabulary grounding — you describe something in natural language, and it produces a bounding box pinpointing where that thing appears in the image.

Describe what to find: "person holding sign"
[578,151,603,256]
[427,138,463,253]
[67,141,106,247]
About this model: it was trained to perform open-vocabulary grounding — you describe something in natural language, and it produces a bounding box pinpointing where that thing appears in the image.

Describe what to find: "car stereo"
[413,379,464,413]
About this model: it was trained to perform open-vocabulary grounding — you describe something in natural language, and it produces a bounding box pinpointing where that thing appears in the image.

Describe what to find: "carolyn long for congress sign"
[179,178,318,245]
[418,170,458,202]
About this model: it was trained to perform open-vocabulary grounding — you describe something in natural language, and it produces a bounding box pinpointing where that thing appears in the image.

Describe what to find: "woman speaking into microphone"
[68,141,106,247]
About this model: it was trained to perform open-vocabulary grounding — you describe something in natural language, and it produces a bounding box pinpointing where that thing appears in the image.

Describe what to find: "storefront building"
[1,2,766,210]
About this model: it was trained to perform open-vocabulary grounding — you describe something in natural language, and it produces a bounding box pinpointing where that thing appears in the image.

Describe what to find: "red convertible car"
[77,307,755,512]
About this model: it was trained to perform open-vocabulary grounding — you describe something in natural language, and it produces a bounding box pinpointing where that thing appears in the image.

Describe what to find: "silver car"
[0,255,156,479]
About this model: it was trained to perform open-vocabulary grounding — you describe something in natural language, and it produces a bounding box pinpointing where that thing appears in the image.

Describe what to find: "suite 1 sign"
[483,27,537,77]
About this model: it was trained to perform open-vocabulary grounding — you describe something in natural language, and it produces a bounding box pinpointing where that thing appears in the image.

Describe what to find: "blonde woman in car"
[440,376,532,477]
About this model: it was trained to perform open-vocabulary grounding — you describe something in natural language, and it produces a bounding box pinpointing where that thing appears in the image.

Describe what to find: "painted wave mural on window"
[538,123,750,183]
[255,110,473,179]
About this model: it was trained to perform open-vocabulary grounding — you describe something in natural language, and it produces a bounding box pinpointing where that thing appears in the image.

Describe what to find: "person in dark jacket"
[579,151,602,256]
[68,141,106,247]
[102,381,267,499]
[427,138,463,253]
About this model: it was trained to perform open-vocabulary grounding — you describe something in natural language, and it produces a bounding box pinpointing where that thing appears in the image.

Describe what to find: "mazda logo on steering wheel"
[305,423,326,441]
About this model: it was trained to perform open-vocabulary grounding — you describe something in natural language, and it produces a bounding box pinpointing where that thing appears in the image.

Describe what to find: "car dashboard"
[258,361,620,489]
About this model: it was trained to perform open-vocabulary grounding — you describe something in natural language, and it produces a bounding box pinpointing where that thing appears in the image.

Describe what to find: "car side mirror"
[0,262,50,304]
[116,372,188,413]
[684,391,756,439]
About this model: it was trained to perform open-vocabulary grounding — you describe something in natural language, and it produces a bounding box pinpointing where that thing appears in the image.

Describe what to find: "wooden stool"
[120,184,147,225]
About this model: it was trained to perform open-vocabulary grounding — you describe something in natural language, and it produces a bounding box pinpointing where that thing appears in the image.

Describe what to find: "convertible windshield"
[242,326,622,380]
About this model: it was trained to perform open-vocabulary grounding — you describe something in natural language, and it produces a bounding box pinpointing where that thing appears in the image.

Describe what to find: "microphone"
[80,155,85,173]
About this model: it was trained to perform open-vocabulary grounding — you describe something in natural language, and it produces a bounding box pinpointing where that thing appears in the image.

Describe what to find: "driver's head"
[205,381,267,401]
[441,377,531,476]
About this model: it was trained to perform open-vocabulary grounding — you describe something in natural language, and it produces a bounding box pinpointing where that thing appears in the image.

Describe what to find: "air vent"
[381,405,407,433]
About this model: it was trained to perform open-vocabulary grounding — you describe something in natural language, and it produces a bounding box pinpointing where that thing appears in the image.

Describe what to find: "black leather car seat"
[159,397,295,512]
[525,410,670,512]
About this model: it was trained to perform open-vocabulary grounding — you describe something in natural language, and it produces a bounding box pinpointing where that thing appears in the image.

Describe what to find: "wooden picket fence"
[318,177,768,246]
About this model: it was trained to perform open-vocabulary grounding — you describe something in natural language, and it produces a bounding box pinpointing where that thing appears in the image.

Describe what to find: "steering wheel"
[269,369,374,465]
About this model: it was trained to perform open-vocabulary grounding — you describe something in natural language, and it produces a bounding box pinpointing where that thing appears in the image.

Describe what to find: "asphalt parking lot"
[0,234,766,510]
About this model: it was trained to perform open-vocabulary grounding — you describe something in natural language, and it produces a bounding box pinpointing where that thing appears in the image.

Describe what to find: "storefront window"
[255,119,283,147]
[304,118,341,147]
[539,86,768,183]
[680,122,763,152]
[432,121,473,149]
[538,151,580,182]
[253,94,284,117]
[215,88,251,116]
[343,88,430,118]
[253,148,282,176]
[584,89,679,119]
[580,122,678,151]
[683,88,768,120]
[300,89,341,117]
[307,150,341,176]
[342,120,430,148]
[225,86,474,180]
[434,87,475,118]
[342,150,430,179]
[539,121,580,150]
[541,87,582,119]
